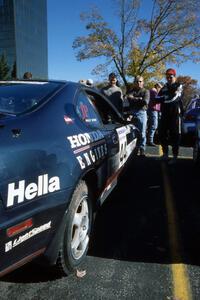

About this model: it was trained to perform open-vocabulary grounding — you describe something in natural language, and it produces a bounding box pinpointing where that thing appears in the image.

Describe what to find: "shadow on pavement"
[1,262,65,283]
[2,154,200,284]
[89,155,200,267]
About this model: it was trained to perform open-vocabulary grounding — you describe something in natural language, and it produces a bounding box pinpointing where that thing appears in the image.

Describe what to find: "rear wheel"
[56,180,92,275]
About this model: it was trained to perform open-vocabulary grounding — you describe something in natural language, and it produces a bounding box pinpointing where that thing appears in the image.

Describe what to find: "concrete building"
[0,0,48,79]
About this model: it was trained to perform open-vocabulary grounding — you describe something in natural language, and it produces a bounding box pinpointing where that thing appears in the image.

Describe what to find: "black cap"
[109,72,117,79]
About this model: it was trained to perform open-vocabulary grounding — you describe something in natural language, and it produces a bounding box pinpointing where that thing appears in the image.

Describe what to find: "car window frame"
[83,88,125,129]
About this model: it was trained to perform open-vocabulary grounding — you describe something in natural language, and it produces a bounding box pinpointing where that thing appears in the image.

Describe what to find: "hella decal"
[5,221,51,252]
[7,174,60,207]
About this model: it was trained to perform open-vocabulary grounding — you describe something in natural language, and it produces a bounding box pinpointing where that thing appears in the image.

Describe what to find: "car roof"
[0,79,67,85]
[0,80,98,91]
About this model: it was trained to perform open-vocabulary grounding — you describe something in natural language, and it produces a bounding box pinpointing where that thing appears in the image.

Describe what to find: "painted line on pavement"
[161,163,192,300]
[159,145,162,156]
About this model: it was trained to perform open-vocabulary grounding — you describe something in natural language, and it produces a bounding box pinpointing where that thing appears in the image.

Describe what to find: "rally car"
[0,80,138,277]
[181,96,200,147]
[183,97,200,164]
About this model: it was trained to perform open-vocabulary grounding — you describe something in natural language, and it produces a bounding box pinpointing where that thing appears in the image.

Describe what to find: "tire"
[193,139,200,166]
[56,180,92,275]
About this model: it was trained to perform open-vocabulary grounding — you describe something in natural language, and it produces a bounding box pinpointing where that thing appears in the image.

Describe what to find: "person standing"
[79,79,94,87]
[157,68,183,163]
[101,73,123,114]
[126,76,150,157]
[147,83,162,146]
[23,72,32,79]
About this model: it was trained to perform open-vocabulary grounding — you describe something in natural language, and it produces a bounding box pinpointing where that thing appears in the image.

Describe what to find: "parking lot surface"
[1,146,200,300]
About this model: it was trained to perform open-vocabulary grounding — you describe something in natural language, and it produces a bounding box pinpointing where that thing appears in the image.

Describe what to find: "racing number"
[116,127,128,168]
[120,139,127,162]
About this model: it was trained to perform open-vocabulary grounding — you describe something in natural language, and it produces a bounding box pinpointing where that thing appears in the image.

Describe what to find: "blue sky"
[47,0,200,85]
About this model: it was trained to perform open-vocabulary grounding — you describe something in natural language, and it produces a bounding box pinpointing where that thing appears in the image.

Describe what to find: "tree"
[73,0,200,87]
[129,0,200,79]
[0,54,10,80]
[177,76,199,108]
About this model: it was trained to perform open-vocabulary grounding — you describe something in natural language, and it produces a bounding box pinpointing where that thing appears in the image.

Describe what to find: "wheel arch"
[82,169,99,212]
[42,169,99,266]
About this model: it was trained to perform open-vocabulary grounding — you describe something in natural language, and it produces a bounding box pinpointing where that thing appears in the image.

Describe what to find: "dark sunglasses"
[166,75,174,79]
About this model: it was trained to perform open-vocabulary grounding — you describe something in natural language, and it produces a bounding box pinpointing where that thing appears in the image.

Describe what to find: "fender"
[42,210,68,265]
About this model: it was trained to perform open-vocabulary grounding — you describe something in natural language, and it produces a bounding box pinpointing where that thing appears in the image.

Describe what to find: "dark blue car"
[182,97,200,147]
[0,80,138,277]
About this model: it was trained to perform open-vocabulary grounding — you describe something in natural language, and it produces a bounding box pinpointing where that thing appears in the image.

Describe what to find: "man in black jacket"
[157,68,183,163]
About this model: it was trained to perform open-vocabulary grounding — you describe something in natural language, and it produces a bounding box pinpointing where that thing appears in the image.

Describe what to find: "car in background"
[0,80,138,277]
[193,121,200,165]
[181,96,200,147]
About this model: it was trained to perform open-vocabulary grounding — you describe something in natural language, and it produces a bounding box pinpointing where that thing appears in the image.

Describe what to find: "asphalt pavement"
[1,146,200,300]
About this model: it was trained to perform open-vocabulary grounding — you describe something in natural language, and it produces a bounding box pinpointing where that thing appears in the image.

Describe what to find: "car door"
[83,89,137,203]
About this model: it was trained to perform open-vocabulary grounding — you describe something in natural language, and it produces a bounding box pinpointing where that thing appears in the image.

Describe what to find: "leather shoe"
[160,153,169,161]
[139,149,146,157]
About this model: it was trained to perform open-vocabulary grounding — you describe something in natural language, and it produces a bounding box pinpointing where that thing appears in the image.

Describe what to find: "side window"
[86,91,122,125]
[76,92,103,128]
[187,100,196,110]
[196,99,200,108]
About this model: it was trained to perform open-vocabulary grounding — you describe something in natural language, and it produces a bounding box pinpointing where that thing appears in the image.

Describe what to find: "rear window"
[0,81,64,114]
[195,99,200,108]
[188,98,200,110]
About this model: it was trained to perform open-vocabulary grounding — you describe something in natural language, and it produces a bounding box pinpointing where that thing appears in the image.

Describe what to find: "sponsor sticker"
[7,174,60,207]
[64,115,74,124]
[5,221,51,252]
[116,126,128,168]
[67,130,107,169]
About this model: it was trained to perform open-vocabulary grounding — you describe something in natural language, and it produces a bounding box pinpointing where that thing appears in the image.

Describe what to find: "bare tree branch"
[73,0,200,86]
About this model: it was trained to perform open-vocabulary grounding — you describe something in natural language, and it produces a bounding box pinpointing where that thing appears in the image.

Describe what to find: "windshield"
[0,81,64,114]
[188,98,200,110]
[194,99,200,108]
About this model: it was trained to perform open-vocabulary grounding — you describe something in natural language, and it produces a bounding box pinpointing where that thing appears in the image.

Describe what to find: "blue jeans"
[132,109,147,150]
[147,110,159,143]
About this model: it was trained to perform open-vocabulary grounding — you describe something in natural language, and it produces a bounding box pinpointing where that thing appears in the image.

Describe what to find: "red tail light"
[7,218,33,237]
